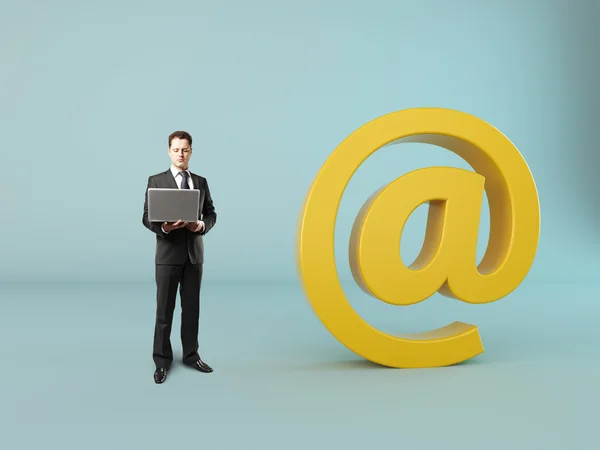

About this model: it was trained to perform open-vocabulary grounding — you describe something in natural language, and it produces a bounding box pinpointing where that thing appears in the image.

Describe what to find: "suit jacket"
[142,169,216,265]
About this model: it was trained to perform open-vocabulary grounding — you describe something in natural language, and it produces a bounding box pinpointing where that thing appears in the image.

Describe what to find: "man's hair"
[168,130,192,147]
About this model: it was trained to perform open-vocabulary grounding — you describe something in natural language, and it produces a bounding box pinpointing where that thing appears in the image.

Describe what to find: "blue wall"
[1,0,598,283]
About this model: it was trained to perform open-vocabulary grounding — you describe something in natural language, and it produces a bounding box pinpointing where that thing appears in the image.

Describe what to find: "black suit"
[142,169,216,368]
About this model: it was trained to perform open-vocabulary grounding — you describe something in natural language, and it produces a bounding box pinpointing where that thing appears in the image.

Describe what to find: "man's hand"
[185,220,204,233]
[163,220,187,232]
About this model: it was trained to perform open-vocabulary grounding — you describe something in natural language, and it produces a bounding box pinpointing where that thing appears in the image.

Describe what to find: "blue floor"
[1,280,598,449]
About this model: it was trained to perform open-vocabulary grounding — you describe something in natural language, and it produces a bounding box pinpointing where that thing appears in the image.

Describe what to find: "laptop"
[147,188,200,223]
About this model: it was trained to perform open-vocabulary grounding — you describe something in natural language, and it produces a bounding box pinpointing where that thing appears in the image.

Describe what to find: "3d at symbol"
[294,107,540,368]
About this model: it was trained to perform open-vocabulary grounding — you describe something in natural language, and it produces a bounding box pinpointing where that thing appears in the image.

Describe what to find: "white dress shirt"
[170,165,194,189]
[161,165,204,233]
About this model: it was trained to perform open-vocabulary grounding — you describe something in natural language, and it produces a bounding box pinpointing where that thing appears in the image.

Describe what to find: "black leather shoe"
[185,359,213,373]
[154,367,168,383]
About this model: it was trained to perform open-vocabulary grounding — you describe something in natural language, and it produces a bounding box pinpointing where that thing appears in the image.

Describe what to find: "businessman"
[142,130,217,384]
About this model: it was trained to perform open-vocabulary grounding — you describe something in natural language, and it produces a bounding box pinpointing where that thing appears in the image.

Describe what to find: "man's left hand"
[185,220,204,232]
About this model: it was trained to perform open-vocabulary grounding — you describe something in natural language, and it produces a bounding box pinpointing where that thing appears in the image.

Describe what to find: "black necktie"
[180,171,189,189]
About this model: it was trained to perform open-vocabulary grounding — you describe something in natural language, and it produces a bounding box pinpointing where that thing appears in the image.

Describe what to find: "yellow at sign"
[295,107,540,368]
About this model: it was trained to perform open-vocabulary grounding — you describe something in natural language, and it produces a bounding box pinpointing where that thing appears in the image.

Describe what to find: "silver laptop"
[147,188,200,223]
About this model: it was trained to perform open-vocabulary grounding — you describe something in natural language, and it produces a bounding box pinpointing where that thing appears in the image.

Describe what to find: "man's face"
[168,138,192,169]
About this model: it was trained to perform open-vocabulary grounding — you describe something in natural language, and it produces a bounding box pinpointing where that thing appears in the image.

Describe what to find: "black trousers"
[153,256,203,368]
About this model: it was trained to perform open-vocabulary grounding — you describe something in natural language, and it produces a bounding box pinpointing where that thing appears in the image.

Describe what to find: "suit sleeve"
[200,178,216,236]
[142,176,169,238]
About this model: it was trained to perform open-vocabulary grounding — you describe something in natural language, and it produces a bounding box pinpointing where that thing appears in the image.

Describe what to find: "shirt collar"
[170,165,190,178]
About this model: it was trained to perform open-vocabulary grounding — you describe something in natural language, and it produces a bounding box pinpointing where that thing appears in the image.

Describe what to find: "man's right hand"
[163,220,187,232]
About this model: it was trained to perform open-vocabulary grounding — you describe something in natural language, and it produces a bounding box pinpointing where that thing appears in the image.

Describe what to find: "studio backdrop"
[0,0,597,285]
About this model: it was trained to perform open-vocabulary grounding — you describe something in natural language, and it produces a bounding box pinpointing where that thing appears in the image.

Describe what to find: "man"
[142,130,217,384]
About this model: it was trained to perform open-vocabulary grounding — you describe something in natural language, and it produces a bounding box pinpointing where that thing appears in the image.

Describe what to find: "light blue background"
[1,0,598,283]
[1,1,599,449]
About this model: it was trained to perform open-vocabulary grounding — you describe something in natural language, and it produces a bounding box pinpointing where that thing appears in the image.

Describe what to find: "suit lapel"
[163,169,178,189]
[191,173,204,215]
[191,173,201,191]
